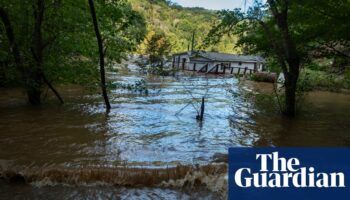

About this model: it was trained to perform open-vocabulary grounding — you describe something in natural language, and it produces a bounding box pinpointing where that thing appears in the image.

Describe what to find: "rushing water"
[0,179,219,200]
[1,69,350,199]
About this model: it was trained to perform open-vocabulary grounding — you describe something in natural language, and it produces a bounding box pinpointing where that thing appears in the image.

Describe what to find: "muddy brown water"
[1,71,350,199]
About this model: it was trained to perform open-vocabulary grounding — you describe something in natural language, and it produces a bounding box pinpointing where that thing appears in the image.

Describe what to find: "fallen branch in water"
[175,76,210,121]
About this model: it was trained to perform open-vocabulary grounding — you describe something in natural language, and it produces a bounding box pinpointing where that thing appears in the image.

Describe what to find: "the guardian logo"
[234,152,345,188]
[229,148,350,200]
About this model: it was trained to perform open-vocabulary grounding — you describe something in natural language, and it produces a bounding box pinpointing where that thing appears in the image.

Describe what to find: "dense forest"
[129,0,239,54]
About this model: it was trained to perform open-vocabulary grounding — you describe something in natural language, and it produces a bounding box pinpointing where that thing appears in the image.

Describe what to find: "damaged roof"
[192,51,265,63]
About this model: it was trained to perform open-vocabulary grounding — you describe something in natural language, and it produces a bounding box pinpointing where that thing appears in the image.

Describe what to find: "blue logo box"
[229,148,350,200]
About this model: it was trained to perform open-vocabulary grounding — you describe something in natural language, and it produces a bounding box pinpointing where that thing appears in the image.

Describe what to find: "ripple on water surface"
[1,73,350,168]
[1,72,350,199]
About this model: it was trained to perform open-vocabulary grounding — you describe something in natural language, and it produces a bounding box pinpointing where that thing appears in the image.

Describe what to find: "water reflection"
[251,91,350,147]
[0,73,350,170]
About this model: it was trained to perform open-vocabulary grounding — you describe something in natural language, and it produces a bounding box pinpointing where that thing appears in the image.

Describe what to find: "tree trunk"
[0,7,40,105]
[267,0,301,117]
[1,4,63,105]
[191,31,195,52]
[34,0,64,104]
[0,8,21,68]
[27,86,42,105]
[29,0,47,105]
[88,0,111,112]
[283,72,298,117]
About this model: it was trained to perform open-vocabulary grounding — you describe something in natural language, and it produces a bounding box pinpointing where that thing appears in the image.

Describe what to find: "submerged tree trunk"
[30,0,46,105]
[27,85,42,105]
[283,71,299,117]
[267,0,301,117]
[88,0,111,112]
[33,0,64,105]
[1,3,64,105]
[0,7,40,105]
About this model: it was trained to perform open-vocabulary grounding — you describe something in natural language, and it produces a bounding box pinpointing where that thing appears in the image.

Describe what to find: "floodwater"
[1,69,350,199]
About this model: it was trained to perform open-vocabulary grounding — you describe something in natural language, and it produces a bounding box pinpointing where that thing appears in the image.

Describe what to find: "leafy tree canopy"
[0,0,146,104]
[144,30,171,66]
[129,0,240,54]
[205,0,350,63]
[205,0,350,117]
[0,0,146,92]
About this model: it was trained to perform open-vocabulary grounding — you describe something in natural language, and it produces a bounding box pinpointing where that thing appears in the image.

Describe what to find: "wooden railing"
[166,61,256,75]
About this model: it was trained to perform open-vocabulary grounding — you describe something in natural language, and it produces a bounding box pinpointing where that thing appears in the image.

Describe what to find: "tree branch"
[0,7,24,73]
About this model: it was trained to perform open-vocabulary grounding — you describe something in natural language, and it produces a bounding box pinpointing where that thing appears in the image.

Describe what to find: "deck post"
[238,67,241,74]
[196,97,205,121]
[244,67,247,75]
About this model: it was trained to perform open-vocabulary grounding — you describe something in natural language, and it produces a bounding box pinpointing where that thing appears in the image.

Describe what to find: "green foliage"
[96,0,147,63]
[128,0,239,53]
[232,86,282,115]
[205,0,350,64]
[205,0,350,116]
[144,30,171,65]
[345,68,350,83]
[0,0,146,90]
[264,58,282,73]
[249,73,276,83]
[249,74,265,82]
[343,68,350,89]
[298,69,350,92]
[305,63,322,71]
[254,93,282,114]
[290,0,350,58]
[110,79,148,94]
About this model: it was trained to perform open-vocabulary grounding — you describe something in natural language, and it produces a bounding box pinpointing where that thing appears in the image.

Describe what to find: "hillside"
[128,0,240,54]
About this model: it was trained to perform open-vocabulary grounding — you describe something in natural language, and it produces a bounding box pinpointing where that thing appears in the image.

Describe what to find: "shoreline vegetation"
[1,0,349,116]
[249,68,350,93]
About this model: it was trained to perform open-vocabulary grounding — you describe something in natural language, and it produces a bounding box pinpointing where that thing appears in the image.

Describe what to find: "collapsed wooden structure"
[171,51,265,75]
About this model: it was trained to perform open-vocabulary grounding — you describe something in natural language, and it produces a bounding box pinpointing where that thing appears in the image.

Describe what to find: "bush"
[250,72,277,83]
[305,62,322,71]
[298,68,350,92]
[344,68,350,87]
